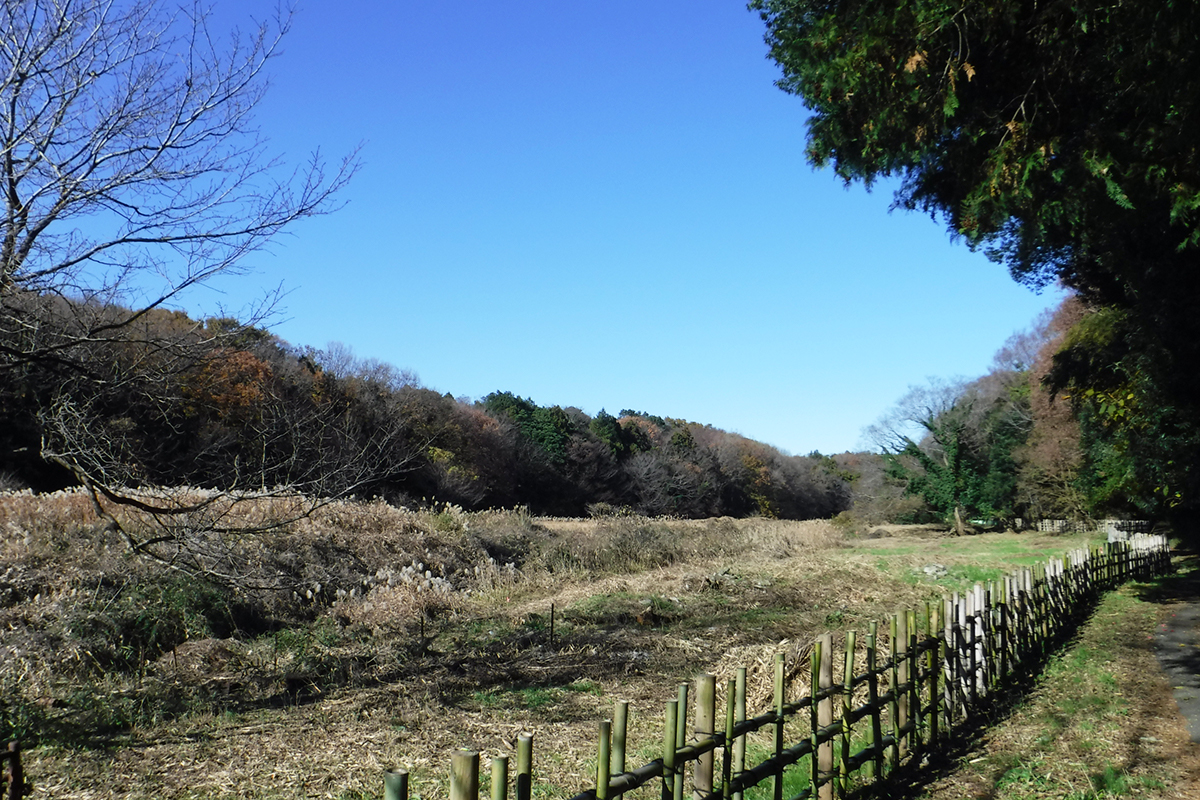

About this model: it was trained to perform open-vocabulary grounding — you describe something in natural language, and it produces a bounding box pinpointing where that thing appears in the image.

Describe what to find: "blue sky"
[193,1,1066,455]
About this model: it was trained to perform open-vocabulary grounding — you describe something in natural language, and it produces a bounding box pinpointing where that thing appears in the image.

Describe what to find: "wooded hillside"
[0,298,852,520]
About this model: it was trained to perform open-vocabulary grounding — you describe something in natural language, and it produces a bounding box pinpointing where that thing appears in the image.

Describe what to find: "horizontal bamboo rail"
[389,534,1171,800]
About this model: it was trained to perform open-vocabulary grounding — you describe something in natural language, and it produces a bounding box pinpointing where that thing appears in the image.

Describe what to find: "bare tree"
[865,378,982,535]
[0,0,360,578]
[1015,297,1089,521]
[0,0,355,371]
[864,378,967,455]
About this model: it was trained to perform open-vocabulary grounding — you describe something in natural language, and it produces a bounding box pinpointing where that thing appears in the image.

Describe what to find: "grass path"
[912,574,1200,800]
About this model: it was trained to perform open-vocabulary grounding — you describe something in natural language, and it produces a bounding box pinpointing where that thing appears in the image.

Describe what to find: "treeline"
[845,294,1186,532]
[0,296,850,520]
[5,292,1178,530]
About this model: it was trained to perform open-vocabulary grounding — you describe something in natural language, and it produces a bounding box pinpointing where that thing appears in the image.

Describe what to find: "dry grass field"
[0,491,1188,799]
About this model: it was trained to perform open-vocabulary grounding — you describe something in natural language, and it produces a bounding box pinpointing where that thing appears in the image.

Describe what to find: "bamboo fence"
[388,534,1171,800]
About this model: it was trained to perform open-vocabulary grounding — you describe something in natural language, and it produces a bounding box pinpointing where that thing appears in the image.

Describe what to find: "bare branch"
[0,0,356,336]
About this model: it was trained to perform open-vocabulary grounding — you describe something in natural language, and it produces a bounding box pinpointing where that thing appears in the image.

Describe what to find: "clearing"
[0,493,1193,799]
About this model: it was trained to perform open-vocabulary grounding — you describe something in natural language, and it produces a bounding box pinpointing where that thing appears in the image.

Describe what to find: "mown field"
[0,491,1191,799]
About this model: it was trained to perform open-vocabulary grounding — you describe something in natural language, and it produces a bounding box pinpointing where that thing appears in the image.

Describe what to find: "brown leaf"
[904,51,927,72]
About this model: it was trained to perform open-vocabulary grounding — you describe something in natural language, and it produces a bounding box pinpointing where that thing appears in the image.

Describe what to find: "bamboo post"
[964,592,974,710]
[895,612,909,760]
[1056,557,1064,627]
[888,615,901,771]
[1035,563,1047,651]
[451,750,480,800]
[927,604,940,748]
[866,622,883,779]
[723,678,736,800]
[973,584,987,699]
[907,608,920,753]
[1045,566,1056,641]
[817,634,834,800]
[1047,563,1057,639]
[695,674,716,800]
[957,593,969,719]
[942,598,955,724]
[809,641,821,799]
[1000,576,1010,682]
[991,576,1000,636]
[984,583,995,693]
[839,630,856,799]
[663,700,679,800]
[734,667,747,800]
[597,721,612,800]
[774,652,785,800]
[979,583,989,695]
[384,769,409,800]
[493,757,509,800]
[1021,568,1033,665]
[614,701,629,776]
[962,590,974,710]
[676,683,689,800]
[516,733,533,800]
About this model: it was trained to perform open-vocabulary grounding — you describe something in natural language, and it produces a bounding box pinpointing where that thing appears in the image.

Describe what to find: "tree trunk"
[953,505,966,536]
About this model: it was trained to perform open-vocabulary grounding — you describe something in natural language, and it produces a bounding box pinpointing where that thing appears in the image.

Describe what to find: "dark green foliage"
[482,392,577,465]
[752,0,1200,287]
[474,397,850,519]
[753,0,1200,526]
[874,371,1034,531]
[589,409,631,457]
[1034,302,1200,519]
[670,427,697,454]
[884,402,991,534]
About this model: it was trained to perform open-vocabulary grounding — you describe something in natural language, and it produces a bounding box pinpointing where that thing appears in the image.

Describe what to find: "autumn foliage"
[0,301,851,520]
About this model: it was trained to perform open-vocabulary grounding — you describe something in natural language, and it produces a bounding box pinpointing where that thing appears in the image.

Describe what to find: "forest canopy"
[0,298,854,521]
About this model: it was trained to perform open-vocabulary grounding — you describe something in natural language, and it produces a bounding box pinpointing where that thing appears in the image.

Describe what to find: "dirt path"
[1154,602,1200,743]
[1150,550,1200,744]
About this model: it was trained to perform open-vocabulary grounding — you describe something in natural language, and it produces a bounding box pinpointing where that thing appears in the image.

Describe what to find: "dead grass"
[3,492,1188,799]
